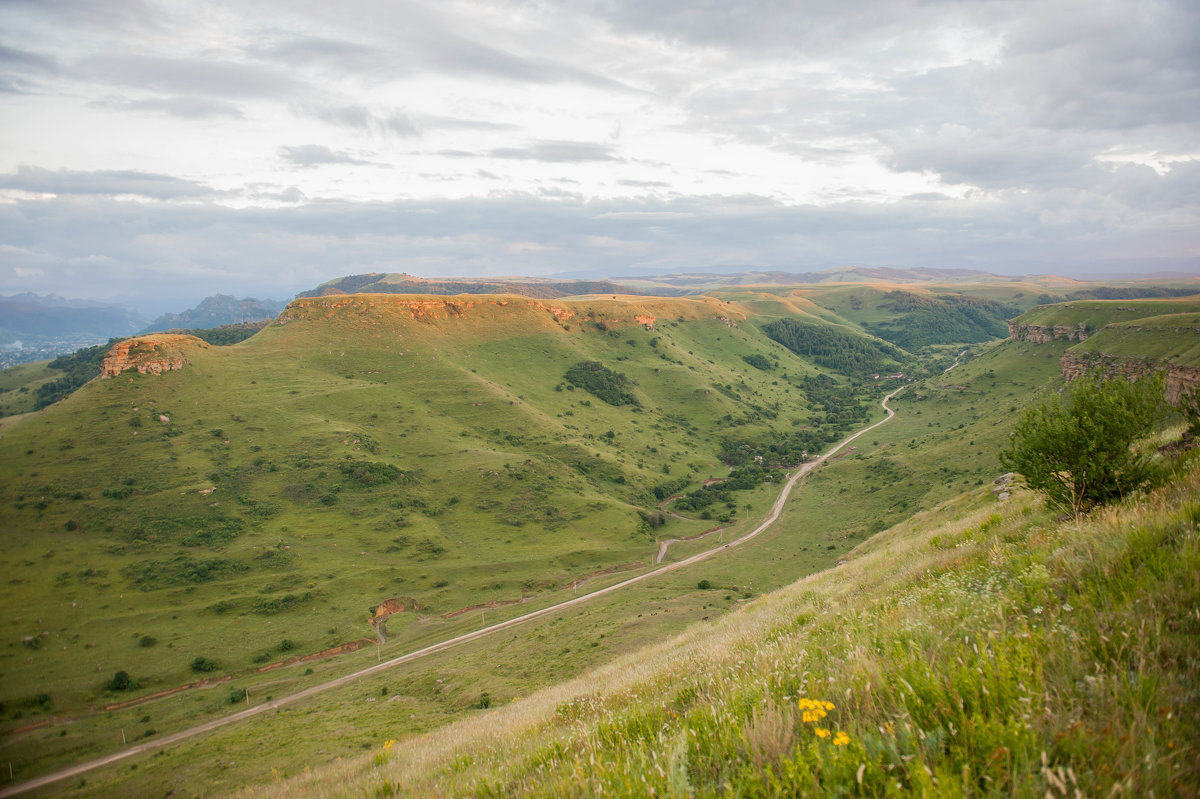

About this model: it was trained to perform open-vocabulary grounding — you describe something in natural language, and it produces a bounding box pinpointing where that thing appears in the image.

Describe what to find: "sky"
[1,0,1198,311]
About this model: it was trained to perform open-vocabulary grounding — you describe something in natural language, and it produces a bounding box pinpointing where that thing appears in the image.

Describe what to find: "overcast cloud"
[0,0,1197,310]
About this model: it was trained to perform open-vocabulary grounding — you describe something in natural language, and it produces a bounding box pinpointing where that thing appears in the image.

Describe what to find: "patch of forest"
[862,291,1018,350]
[761,318,904,375]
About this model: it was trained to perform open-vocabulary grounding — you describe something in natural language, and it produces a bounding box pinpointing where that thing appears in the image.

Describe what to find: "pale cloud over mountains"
[0,0,1196,306]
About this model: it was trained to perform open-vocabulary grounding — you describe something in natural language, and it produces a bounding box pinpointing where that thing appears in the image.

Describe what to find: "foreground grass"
[244,457,1200,798]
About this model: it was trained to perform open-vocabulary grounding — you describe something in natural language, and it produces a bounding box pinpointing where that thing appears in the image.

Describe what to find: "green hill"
[5,286,1192,797]
[1010,296,1200,336]
[1067,312,1200,367]
[0,294,904,730]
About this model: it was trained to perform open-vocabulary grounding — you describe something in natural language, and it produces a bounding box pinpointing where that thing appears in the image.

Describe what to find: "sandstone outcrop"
[101,334,208,378]
[1060,350,1200,404]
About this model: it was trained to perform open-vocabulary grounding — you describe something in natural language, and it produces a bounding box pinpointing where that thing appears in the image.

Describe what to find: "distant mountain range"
[622,266,1005,289]
[0,293,147,340]
[0,294,149,367]
[140,294,287,334]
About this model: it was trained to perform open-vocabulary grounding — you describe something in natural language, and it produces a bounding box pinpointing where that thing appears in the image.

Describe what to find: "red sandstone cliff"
[101,334,207,377]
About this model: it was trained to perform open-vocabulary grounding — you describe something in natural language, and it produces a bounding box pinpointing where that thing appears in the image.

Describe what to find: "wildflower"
[833,731,850,746]
[383,739,395,750]
[813,727,830,738]
[1061,603,1073,612]
[799,697,834,723]
[1032,606,1043,615]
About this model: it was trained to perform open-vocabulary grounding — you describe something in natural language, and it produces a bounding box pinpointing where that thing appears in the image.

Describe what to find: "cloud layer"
[0,0,1196,308]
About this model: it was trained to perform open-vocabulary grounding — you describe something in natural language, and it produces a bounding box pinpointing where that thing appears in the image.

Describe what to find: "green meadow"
[1,287,1197,796]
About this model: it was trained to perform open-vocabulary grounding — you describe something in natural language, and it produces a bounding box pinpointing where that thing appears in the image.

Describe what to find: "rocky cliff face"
[1008,322,1091,343]
[101,334,207,377]
[1060,350,1200,404]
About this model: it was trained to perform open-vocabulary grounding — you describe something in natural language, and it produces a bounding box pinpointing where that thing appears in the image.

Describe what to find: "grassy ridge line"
[248,459,1200,797]
[1066,312,1200,366]
[1010,296,1200,332]
[0,390,905,797]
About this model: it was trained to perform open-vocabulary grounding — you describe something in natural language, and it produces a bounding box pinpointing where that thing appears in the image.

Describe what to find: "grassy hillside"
[713,284,1034,353]
[2,287,1084,793]
[0,329,1083,797]
[0,294,900,730]
[1067,312,1200,367]
[244,451,1200,798]
[1011,296,1200,332]
[0,361,57,418]
[25,285,1188,796]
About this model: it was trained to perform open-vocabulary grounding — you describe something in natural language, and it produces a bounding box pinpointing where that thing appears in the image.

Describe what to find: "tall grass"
[241,455,1200,798]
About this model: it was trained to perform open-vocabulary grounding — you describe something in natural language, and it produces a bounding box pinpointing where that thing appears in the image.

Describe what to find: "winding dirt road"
[0,386,906,798]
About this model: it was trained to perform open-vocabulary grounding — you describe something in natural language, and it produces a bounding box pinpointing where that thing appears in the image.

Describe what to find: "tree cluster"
[563,361,639,406]
[761,319,903,376]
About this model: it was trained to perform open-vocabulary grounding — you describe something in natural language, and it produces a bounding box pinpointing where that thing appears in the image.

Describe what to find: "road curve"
[0,386,906,798]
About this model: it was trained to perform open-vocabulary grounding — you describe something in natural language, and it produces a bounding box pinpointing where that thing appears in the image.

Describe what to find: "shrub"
[107,670,134,691]
[338,460,401,487]
[138,635,157,648]
[1000,371,1167,515]
[191,656,220,673]
[741,353,773,370]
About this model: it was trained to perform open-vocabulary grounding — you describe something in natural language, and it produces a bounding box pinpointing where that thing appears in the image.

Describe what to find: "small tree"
[107,670,134,691]
[1000,371,1166,515]
[1179,386,1200,439]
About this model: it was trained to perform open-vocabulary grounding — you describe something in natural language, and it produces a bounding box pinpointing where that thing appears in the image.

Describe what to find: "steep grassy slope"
[1010,296,1200,335]
[0,294,896,728]
[245,452,1200,798]
[1067,312,1200,367]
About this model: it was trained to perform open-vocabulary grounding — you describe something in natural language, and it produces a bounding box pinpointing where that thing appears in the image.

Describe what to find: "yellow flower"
[813,727,831,738]
[798,698,835,712]
[382,739,395,750]
[802,709,827,723]
[833,731,850,746]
